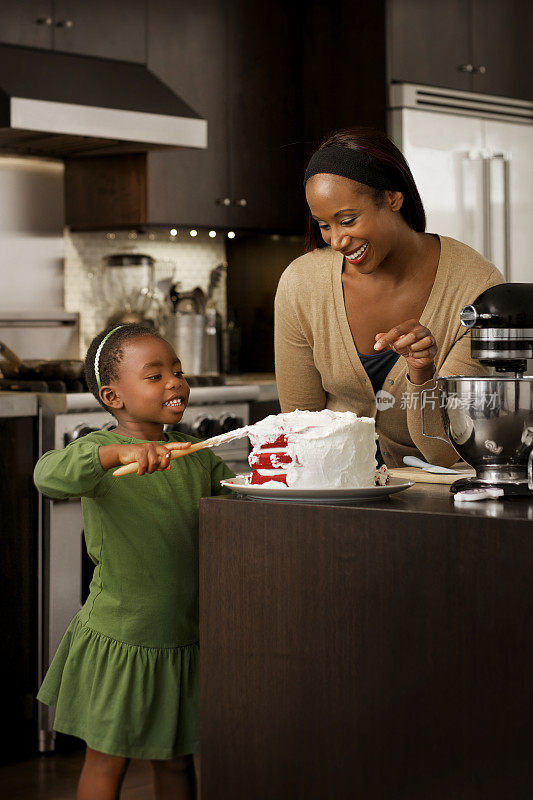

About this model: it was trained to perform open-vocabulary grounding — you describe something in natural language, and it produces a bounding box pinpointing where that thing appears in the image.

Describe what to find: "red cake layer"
[249,470,288,486]
[259,434,288,449]
[249,450,293,469]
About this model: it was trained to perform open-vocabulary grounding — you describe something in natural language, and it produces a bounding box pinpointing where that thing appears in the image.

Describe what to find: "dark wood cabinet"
[388,0,533,100]
[225,0,304,231]
[52,0,146,63]
[388,0,472,92]
[146,0,305,232]
[0,1,54,49]
[145,0,231,230]
[302,0,387,155]
[471,0,533,100]
[0,0,146,63]
[66,0,306,232]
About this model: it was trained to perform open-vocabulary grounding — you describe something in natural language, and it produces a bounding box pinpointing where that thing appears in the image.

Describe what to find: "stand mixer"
[422,284,533,497]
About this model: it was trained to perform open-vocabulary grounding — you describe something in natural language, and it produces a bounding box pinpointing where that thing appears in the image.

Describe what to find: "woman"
[274,128,505,468]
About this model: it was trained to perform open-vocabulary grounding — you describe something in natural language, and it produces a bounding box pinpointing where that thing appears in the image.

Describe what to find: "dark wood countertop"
[207,481,533,523]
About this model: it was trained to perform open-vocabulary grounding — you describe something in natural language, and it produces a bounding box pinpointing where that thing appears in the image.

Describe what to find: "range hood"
[0,44,207,158]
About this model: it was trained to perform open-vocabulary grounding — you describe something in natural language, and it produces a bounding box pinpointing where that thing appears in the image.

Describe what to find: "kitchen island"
[199,485,533,800]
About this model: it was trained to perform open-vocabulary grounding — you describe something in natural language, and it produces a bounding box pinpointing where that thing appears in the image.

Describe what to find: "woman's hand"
[99,442,191,474]
[374,319,437,385]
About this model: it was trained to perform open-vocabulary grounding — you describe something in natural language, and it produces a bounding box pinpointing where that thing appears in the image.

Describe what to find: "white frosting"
[247,409,377,489]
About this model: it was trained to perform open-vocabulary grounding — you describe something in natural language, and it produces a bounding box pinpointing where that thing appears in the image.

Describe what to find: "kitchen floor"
[0,751,155,799]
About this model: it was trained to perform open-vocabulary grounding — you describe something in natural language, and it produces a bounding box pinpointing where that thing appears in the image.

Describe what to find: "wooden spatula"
[112,425,251,476]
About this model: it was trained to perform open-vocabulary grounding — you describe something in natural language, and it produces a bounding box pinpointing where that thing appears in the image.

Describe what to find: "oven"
[37,385,257,751]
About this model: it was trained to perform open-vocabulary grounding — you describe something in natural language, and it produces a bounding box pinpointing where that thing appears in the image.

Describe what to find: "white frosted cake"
[246,409,383,489]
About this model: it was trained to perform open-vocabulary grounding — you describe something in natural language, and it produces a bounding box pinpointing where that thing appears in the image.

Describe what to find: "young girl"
[34,324,234,800]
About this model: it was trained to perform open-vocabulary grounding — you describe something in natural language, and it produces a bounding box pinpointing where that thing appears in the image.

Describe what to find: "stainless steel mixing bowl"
[422,376,533,488]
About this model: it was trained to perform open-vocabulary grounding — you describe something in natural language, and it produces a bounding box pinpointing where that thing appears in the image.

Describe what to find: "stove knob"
[65,424,98,446]
[192,415,218,439]
[219,413,243,433]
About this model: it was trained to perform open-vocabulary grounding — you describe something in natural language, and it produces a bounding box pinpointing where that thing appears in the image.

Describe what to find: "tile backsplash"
[64,229,227,356]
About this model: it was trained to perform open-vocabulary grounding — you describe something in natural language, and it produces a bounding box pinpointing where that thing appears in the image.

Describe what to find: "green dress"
[34,430,234,759]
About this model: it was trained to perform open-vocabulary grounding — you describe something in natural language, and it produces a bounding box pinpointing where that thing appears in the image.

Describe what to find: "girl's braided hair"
[85,324,161,409]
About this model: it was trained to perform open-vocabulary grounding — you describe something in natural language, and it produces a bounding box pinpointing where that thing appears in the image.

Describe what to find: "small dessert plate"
[220,475,414,503]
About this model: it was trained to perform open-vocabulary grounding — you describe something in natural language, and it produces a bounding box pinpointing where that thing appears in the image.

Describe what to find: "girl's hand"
[374,319,437,384]
[99,442,191,474]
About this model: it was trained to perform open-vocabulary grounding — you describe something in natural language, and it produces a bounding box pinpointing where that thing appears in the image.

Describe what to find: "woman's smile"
[344,242,369,265]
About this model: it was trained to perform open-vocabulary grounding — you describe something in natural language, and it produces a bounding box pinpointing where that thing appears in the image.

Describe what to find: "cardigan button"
[388,378,394,385]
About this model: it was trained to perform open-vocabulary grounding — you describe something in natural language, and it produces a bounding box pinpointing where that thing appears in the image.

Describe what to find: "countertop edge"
[200,490,533,523]
[0,392,38,417]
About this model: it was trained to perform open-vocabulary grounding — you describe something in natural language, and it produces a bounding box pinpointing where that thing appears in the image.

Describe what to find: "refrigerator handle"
[462,151,486,257]
[503,156,511,282]
[482,155,492,262]
[487,153,511,281]
[493,153,511,281]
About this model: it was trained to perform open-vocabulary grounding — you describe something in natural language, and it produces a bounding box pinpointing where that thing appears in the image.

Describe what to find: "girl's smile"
[162,396,186,411]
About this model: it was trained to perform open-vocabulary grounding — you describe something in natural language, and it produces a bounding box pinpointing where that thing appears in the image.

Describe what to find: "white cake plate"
[220,475,414,503]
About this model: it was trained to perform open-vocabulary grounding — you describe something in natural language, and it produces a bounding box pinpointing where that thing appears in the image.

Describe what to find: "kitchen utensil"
[0,341,84,380]
[388,466,476,485]
[421,283,533,496]
[454,488,504,503]
[203,306,220,375]
[207,263,227,303]
[402,455,463,474]
[423,375,533,494]
[169,285,206,314]
[459,283,533,374]
[103,253,158,328]
[202,264,226,375]
[170,313,206,375]
[113,425,251,476]
[191,287,207,314]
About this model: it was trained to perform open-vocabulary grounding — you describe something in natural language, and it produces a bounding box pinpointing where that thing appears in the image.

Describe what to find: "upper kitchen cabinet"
[52,0,146,62]
[147,0,305,232]
[224,0,304,231]
[302,0,388,151]
[145,0,230,229]
[388,0,472,92]
[0,1,54,48]
[388,0,533,101]
[66,0,305,232]
[0,0,146,63]
[471,0,533,100]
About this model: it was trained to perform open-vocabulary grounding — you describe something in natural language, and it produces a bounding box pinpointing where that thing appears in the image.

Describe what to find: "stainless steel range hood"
[0,44,207,157]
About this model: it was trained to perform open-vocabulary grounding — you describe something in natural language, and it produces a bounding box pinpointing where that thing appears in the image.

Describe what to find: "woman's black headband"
[304,146,400,191]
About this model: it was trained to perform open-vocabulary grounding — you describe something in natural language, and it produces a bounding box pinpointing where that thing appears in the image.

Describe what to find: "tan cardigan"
[274,236,505,468]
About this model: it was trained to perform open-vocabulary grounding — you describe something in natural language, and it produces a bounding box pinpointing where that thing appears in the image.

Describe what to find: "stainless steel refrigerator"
[389,84,533,284]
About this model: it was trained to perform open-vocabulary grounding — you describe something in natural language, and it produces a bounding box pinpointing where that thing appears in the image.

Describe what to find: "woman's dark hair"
[85,324,161,409]
[305,127,426,251]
